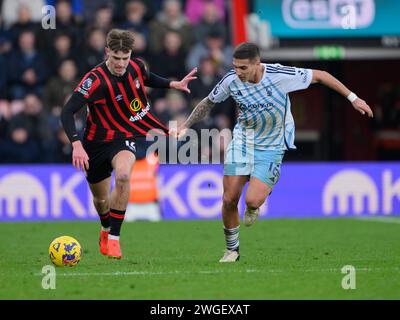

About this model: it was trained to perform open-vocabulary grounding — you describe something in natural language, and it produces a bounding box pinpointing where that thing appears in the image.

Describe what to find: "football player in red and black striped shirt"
[61,29,197,259]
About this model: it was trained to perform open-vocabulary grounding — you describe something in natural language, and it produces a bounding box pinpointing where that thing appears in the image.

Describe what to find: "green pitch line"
[0,218,399,299]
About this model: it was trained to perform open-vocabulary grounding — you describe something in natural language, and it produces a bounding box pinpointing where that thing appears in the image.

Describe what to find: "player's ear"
[105,46,110,56]
[252,57,260,66]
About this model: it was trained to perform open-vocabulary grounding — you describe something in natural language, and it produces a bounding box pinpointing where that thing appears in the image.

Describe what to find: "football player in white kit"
[171,42,373,262]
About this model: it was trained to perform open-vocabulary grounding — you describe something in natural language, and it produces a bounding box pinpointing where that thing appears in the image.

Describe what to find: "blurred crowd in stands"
[0,0,399,163]
[0,0,235,163]
[371,83,400,159]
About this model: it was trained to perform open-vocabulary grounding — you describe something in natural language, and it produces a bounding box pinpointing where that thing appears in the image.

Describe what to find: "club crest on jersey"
[134,79,140,89]
[213,85,219,95]
[130,98,142,112]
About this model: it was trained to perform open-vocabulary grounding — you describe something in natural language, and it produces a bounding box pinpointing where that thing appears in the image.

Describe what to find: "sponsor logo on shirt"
[129,103,150,122]
[238,102,274,110]
[130,98,142,112]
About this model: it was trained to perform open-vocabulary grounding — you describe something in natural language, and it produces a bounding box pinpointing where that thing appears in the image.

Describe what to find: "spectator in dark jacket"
[88,3,115,34]
[119,0,149,39]
[43,59,79,117]
[186,29,233,76]
[192,1,227,44]
[150,31,187,80]
[8,3,40,49]
[81,28,106,71]
[8,93,54,162]
[149,0,193,54]
[0,124,41,163]
[7,30,47,99]
[46,32,78,77]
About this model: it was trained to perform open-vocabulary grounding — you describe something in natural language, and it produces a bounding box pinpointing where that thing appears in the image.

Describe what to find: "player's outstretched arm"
[169,68,198,93]
[312,69,374,118]
[169,97,215,138]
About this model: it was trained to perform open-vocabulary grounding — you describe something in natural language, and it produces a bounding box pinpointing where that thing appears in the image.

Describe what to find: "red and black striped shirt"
[73,58,169,142]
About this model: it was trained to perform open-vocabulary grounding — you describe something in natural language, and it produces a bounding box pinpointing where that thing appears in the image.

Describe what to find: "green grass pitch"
[0,218,399,299]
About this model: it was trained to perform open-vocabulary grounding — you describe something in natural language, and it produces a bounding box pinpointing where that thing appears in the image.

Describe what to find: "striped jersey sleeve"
[74,72,101,101]
[266,64,313,94]
[208,70,236,103]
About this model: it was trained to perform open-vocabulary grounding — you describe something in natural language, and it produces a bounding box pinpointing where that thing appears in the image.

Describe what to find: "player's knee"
[245,197,265,210]
[93,197,108,210]
[115,172,130,184]
[223,194,240,209]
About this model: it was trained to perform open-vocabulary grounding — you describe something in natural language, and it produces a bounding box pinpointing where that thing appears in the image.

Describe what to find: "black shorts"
[83,137,136,184]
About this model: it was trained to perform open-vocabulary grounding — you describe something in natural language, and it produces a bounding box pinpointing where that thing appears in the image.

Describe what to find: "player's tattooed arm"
[169,97,215,138]
[184,97,215,128]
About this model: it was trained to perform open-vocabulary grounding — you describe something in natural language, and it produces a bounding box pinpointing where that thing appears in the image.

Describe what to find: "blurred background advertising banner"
[1,163,400,221]
[253,0,400,38]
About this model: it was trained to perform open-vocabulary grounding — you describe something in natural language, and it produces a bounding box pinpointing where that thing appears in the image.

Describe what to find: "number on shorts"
[268,163,280,182]
[125,140,136,152]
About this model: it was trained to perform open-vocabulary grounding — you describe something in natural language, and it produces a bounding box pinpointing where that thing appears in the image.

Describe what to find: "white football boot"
[219,249,240,263]
[243,207,259,226]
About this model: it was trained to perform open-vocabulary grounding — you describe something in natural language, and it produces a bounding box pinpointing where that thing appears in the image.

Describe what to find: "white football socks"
[223,226,240,251]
